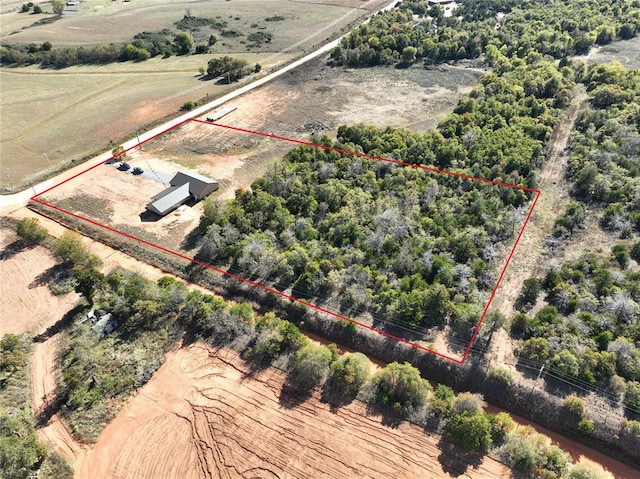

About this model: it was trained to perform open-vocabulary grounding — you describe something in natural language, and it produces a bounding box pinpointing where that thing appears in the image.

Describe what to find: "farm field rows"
[72,343,516,479]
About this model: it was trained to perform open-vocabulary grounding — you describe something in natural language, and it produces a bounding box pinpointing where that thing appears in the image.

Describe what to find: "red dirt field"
[0,227,78,336]
[74,343,515,479]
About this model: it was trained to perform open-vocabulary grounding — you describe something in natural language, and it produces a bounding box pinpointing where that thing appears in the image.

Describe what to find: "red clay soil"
[74,344,514,479]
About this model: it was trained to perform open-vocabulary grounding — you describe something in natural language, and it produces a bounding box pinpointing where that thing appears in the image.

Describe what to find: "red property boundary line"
[31,118,541,364]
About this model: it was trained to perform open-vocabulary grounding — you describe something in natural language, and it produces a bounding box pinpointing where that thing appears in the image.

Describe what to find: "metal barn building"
[146,171,218,216]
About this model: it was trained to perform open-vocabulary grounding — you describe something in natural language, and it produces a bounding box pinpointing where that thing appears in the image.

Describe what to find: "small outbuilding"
[146,171,218,216]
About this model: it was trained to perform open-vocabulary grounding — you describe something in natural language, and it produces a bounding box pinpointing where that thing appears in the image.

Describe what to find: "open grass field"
[1,0,379,50]
[0,0,392,192]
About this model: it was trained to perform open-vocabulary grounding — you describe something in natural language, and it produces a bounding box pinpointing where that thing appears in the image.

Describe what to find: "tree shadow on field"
[34,303,88,343]
[278,377,314,410]
[363,401,403,429]
[30,263,66,288]
[0,239,28,260]
[180,225,203,251]
[437,437,484,477]
[320,381,358,412]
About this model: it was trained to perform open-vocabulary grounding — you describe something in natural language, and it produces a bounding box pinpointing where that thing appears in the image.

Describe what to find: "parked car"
[118,162,130,171]
[132,167,143,175]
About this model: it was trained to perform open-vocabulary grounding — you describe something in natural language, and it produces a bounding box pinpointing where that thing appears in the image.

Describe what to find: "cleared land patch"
[0,227,78,336]
[73,343,514,479]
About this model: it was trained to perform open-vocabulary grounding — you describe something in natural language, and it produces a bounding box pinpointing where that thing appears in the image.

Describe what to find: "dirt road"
[487,88,588,363]
[74,344,513,479]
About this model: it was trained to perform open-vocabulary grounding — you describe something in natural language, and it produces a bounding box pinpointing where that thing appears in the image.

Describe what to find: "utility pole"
[43,153,51,168]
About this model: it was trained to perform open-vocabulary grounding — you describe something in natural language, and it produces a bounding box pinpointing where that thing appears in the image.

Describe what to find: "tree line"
[8,218,619,479]
[331,0,639,68]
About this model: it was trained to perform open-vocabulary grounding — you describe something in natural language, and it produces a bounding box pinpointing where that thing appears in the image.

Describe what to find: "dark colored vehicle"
[132,167,143,175]
[118,162,130,171]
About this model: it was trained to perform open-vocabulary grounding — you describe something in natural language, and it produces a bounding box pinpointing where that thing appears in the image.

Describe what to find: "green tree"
[51,0,63,15]
[550,349,580,378]
[401,46,417,64]
[174,32,194,55]
[518,277,541,309]
[444,412,493,452]
[501,434,541,473]
[564,395,585,416]
[32,4,42,13]
[16,217,47,244]
[0,335,27,374]
[53,231,86,265]
[630,241,640,264]
[73,267,105,305]
[612,243,630,269]
[374,362,431,412]
[206,56,249,81]
[290,344,333,390]
[577,418,595,435]
[567,462,612,479]
[328,352,371,395]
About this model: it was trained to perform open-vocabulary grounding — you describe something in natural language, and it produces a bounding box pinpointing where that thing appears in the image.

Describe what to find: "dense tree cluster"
[566,63,640,236]
[0,12,272,68]
[332,0,640,67]
[513,251,640,410]
[206,56,251,81]
[197,60,574,341]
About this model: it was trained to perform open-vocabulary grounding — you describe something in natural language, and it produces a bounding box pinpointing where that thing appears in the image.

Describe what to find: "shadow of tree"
[29,263,68,289]
[0,239,28,261]
[320,381,358,412]
[437,437,484,477]
[278,380,313,410]
[362,401,403,429]
[34,303,88,343]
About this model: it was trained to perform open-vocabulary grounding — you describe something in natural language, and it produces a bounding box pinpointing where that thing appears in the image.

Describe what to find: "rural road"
[0,0,401,215]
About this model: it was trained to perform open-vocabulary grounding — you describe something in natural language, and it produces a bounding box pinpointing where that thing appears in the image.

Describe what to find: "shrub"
[612,243,630,269]
[564,395,585,416]
[500,434,541,473]
[490,412,516,443]
[542,445,571,477]
[453,392,485,414]
[624,381,640,410]
[489,366,514,386]
[16,218,48,244]
[180,101,196,111]
[328,352,371,395]
[373,362,431,412]
[566,461,613,479]
[445,412,493,452]
[289,344,333,391]
[431,384,455,416]
[194,44,208,54]
[577,418,595,435]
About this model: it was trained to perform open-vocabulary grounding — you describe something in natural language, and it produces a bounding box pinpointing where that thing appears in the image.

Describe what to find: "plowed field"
[75,344,512,479]
[0,228,78,336]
